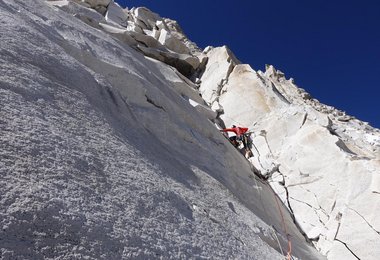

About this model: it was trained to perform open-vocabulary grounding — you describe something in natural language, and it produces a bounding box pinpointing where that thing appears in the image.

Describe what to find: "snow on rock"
[0,0,325,259]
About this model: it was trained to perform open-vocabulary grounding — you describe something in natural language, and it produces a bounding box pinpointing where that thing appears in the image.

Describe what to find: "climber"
[221,125,253,158]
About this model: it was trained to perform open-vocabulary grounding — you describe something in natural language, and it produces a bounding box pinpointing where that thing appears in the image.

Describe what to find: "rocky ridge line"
[49,0,207,78]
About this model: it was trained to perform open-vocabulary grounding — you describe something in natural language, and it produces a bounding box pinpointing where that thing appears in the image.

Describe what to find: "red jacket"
[222,126,248,137]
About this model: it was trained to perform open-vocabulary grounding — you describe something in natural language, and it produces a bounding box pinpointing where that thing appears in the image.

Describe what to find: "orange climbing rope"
[272,187,293,260]
[251,169,293,260]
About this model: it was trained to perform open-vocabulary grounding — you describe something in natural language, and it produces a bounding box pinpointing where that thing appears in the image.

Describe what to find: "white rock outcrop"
[199,46,380,259]
[158,29,190,54]
[2,0,379,259]
[199,46,239,105]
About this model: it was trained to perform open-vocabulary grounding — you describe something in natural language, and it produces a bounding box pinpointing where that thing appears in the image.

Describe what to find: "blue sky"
[116,0,380,128]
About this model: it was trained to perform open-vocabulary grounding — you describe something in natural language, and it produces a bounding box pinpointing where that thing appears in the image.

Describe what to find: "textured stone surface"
[83,0,111,8]
[199,46,240,105]
[4,0,379,259]
[0,1,325,259]
[158,29,190,55]
[200,57,380,259]
[132,7,160,30]
[105,1,128,26]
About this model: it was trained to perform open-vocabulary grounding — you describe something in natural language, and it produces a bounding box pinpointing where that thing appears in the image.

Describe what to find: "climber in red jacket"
[221,125,249,138]
[221,125,252,158]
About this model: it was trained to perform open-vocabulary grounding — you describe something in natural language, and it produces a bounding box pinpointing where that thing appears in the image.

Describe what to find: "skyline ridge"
[117,0,380,129]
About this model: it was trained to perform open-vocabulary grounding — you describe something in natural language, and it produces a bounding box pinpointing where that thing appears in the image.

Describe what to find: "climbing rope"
[215,99,293,258]
[271,183,293,260]
[249,149,293,259]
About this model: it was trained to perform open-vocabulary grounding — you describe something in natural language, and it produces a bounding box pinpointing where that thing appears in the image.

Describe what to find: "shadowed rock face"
[2,0,378,259]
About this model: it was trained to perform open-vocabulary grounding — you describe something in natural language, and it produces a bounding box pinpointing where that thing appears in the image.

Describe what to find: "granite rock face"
[3,0,379,259]
[1,1,324,259]
[199,46,380,259]
[48,0,204,77]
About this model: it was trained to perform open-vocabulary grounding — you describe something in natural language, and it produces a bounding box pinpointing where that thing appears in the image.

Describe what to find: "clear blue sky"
[116,0,380,129]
